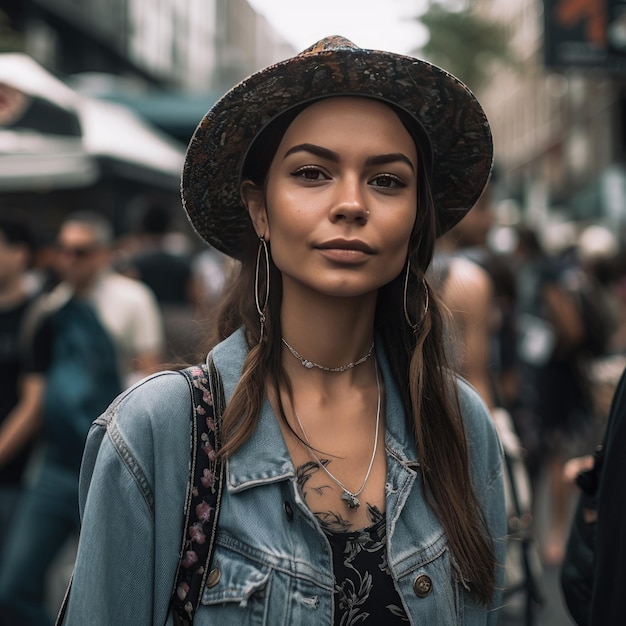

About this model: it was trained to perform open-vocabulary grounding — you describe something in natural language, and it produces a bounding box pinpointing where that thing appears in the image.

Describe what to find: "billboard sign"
[544,0,626,72]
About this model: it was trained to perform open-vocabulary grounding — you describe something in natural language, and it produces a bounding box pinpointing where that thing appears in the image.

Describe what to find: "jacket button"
[283,500,294,522]
[413,574,432,598]
[206,567,221,588]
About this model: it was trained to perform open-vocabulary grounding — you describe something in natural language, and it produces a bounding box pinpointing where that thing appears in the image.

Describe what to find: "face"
[55,222,109,291]
[244,97,418,300]
[0,232,27,289]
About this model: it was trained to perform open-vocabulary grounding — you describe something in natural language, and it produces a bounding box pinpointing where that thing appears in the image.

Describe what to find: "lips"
[316,239,375,254]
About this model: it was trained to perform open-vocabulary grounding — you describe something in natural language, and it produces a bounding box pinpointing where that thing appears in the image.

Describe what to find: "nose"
[329,175,369,224]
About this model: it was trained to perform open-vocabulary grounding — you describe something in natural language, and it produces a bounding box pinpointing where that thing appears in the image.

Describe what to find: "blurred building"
[1,0,294,241]
[4,0,292,91]
[474,0,626,237]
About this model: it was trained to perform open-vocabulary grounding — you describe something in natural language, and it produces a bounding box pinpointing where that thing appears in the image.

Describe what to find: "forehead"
[281,96,417,150]
[58,222,98,244]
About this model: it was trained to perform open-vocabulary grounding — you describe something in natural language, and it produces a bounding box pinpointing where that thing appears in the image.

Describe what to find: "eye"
[291,166,330,181]
[369,173,405,189]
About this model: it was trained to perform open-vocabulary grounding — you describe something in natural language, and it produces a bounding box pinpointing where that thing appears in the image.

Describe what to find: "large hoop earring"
[255,236,270,341]
[403,259,429,332]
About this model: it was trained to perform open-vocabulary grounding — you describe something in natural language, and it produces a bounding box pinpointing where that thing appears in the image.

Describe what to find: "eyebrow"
[283,143,415,172]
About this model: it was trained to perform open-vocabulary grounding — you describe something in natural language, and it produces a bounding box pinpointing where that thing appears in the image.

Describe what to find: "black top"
[0,296,38,485]
[125,250,193,305]
[325,512,409,624]
[591,366,626,624]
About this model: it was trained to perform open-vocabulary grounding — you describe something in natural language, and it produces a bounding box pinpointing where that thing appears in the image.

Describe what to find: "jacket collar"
[211,329,418,493]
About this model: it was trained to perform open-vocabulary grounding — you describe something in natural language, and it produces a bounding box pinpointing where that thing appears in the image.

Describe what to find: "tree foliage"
[413,1,515,92]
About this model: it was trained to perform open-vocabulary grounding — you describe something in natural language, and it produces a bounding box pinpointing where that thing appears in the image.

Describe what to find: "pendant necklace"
[292,360,381,510]
[282,337,375,373]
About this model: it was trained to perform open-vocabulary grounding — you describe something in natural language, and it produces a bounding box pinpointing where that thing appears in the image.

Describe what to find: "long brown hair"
[208,101,497,605]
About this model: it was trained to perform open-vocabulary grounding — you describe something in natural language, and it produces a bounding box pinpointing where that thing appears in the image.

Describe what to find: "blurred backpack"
[26,290,122,466]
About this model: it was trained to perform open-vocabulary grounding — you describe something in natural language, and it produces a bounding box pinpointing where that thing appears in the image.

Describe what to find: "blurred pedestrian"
[561,361,626,625]
[58,36,506,625]
[0,214,41,563]
[572,226,622,428]
[430,187,543,622]
[120,202,199,307]
[431,185,501,410]
[0,211,164,626]
[119,202,203,363]
[513,224,594,566]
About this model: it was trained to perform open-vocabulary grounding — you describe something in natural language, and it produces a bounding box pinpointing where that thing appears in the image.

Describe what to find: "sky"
[248,0,430,56]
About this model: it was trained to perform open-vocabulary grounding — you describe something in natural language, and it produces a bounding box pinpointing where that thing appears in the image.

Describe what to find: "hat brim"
[182,42,493,259]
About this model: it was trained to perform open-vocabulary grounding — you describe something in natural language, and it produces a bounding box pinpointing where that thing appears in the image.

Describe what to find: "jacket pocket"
[395,542,461,624]
[199,545,271,625]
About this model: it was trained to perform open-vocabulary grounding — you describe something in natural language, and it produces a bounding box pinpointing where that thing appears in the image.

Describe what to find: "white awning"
[0,53,185,192]
[0,132,99,191]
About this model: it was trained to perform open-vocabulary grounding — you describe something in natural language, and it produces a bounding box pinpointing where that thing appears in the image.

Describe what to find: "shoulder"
[78,370,195,548]
[210,329,249,399]
[455,377,501,454]
[110,369,192,418]
[98,272,158,305]
[20,284,71,337]
[79,369,194,511]
[447,256,492,294]
[439,257,493,317]
[101,370,193,448]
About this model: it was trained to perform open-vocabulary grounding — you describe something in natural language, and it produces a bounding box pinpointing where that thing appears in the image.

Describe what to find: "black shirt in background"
[0,296,39,486]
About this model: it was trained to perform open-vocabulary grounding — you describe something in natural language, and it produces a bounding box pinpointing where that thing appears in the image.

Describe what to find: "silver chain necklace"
[281,337,375,372]
[292,360,381,510]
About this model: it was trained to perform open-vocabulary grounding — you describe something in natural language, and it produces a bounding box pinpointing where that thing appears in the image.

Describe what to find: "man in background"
[0,211,164,625]
[0,214,41,562]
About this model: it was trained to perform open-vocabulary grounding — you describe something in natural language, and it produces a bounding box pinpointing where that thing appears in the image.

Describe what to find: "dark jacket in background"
[590,366,626,624]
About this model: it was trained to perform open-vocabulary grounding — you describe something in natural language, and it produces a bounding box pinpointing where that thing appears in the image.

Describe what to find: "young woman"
[58,37,506,625]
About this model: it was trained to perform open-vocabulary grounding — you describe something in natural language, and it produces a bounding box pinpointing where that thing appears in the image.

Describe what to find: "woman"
[58,37,506,625]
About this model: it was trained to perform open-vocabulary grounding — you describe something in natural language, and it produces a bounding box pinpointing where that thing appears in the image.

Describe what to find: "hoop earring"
[403,260,429,332]
[255,236,270,341]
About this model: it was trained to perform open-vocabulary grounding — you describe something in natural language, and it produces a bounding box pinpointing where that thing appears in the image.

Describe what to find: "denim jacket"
[60,329,506,625]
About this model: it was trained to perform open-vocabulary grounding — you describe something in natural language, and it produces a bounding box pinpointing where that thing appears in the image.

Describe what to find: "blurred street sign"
[544,0,626,72]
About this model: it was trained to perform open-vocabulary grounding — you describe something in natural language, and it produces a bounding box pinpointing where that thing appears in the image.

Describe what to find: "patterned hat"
[182,36,493,259]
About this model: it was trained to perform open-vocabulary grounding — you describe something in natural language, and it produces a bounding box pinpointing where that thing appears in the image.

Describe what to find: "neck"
[69,269,103,297]
[279,285,377,385]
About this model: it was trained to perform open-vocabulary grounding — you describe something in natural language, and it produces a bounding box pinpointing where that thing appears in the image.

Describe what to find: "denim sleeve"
[456,378,507,624]
[59,372,193,626]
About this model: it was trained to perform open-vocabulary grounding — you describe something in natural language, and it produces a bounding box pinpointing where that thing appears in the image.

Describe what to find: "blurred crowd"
[0,206,233,625]
[1,196,625,624]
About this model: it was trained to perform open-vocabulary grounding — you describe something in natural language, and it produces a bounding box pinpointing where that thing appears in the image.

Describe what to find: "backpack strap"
[170,352,226,626]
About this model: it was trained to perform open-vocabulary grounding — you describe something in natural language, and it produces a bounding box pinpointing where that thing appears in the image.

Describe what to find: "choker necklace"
[292,360,381,510]
[282,337,375,373]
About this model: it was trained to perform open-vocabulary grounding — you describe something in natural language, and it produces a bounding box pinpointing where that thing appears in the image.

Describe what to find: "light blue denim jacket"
[60,329,506,625]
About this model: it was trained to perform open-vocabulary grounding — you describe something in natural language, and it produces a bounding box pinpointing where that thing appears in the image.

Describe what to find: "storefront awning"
[0,53,185,192]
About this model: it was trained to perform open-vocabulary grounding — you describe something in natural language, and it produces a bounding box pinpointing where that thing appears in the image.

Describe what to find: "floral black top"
[325,512,409,624]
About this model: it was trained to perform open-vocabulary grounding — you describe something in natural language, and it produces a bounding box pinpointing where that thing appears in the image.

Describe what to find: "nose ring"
[366,210,370,217]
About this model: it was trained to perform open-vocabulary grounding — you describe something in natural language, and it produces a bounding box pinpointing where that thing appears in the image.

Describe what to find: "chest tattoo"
[295,459,384,532]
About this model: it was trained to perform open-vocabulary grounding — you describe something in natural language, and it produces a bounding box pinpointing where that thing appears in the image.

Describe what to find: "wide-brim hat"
[182,36,493,260]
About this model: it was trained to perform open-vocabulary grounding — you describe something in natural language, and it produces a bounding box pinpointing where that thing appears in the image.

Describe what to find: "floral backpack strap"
[170,352,226,626]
